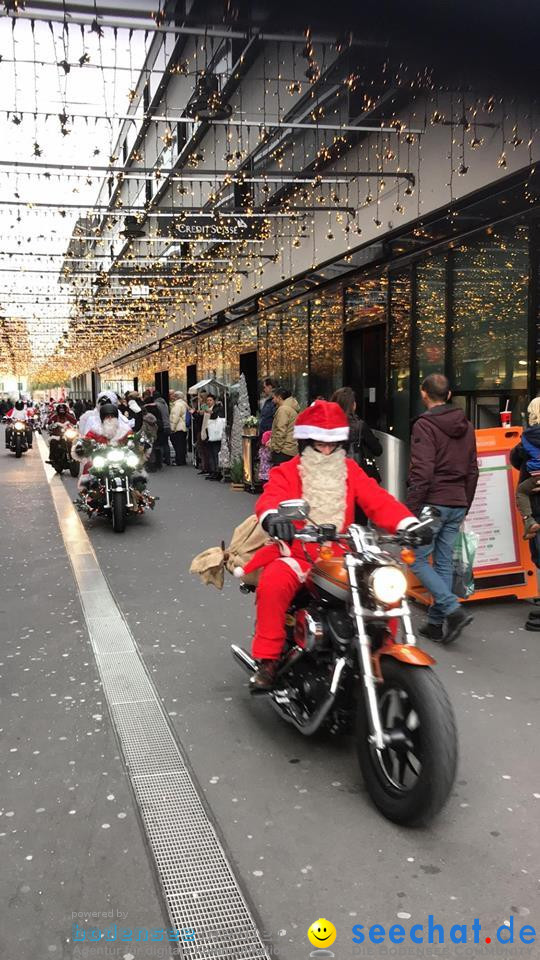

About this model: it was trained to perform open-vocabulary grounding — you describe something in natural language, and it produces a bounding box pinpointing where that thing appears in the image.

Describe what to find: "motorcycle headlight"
[65,428,77,440]
[15,421,25,431]
[107,449,124,463]
[125,453,139,468]
[370,566,407,606]
[93,455,106,469]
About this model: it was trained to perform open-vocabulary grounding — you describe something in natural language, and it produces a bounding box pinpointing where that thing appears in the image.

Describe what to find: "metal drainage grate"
[37,435,270,960]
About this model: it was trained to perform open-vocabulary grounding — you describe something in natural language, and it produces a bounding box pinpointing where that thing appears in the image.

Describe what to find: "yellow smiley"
[307,918,337,948]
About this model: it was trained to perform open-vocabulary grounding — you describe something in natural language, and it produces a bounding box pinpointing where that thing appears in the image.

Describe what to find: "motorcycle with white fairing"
[74,436,157,533]
[232,500,458,826]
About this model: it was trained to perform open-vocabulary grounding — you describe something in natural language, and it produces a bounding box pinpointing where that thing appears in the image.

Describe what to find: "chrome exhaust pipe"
[231,644,256,674]
[272,656,347,736]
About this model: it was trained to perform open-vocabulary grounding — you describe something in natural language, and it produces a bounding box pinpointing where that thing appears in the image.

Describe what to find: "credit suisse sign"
[157,215,264,242]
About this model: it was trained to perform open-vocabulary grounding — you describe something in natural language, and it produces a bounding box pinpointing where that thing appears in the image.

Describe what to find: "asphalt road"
[2,433,540,960]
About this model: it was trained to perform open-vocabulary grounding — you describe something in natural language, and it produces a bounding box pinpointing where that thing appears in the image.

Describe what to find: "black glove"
[405,521,434,546]
[263,513,296,543]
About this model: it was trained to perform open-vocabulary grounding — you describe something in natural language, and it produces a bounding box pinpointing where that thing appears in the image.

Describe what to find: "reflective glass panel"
[389,271,412,441]
[452,224,529,391]
[309,290,343,400]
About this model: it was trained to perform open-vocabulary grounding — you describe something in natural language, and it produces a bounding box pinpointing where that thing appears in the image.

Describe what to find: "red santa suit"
[239,401,415,661]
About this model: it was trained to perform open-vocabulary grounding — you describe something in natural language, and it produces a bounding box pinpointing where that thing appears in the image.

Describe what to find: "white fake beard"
[299,445,347,530]
[101,418,118,440]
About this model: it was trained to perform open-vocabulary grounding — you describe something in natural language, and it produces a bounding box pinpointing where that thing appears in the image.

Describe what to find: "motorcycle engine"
[294,608,328,653]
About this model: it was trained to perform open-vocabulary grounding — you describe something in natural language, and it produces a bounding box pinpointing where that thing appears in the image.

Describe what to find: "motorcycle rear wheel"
[356,659,457,826]
[111,490,127,533]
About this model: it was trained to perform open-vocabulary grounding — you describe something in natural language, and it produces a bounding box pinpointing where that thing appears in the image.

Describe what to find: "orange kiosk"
[408,426,538,604]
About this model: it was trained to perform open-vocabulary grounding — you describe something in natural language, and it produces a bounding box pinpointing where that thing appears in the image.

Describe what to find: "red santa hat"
[293,400,349,442]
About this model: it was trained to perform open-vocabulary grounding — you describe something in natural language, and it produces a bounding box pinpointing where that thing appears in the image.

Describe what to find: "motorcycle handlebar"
[281,519,433,548]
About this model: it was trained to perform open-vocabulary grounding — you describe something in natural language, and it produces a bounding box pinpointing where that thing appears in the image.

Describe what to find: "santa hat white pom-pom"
[233,566,245,578]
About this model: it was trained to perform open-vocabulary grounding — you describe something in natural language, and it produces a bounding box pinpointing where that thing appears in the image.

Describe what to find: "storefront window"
[416,256,446,384]
[265,307,283,381]
[309,290,343,399]
[452,224,529,391]
[389,271,412,441]
[281,301,309,406]
[344,274,388,329]
[222,324,239,385]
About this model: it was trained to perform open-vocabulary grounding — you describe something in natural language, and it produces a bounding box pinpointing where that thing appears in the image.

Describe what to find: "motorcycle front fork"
[104,477,132,509]
[345,555,407,753]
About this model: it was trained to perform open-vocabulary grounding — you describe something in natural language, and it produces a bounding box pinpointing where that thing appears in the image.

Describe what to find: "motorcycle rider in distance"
[243,400,432,692]
[5,398,33,449]
[48,401,77,431]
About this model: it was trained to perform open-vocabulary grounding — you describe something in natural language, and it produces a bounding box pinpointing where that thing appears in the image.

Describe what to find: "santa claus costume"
[75,403,133,489]
[239,401,416,689]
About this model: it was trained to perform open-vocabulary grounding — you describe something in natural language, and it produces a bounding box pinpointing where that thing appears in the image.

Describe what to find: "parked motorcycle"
[75,436,157,533]
[231,500,458,826]
[49,422,80,476]
[6,419,29,458]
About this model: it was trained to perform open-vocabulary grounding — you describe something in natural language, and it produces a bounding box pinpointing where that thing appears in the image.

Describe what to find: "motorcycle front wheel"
[111,490,127,533]
[15,435,22,458]
[356,659,457,826]
[69,460,80,478]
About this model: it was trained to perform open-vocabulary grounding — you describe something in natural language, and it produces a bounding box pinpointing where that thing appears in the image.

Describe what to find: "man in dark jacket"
[406,373,479,644]
[259,378,276,435]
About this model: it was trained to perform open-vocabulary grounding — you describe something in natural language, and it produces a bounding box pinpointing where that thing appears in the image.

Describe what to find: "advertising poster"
[465,451,520,570]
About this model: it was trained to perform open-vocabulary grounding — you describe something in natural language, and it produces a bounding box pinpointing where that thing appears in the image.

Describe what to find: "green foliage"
[230,458,244,484]
[30,378,66,391]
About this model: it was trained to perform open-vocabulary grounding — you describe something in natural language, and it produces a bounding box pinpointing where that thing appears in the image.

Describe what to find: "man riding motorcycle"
[241,401,430,692]
[75,402,134,485]
[78,390,133,438]
[5,399,33,449]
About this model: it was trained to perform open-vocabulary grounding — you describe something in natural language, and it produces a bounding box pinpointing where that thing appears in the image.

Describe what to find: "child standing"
[258,430,273,484]
[516,397,540,539]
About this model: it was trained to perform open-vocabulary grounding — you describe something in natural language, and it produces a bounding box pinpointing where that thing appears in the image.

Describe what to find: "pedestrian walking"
[142,390,163,471]
[332,386,383,481]
[153,391,171,465]
[203,394,225,480]
[269,387,299,466]
[259,378,276,435]
[510,397,540,630]
[406,373,479,644]
[169,390,188,465]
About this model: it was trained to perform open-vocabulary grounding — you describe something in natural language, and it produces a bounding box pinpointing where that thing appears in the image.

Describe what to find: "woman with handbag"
[332,387,383,481]
[205,394,226,481]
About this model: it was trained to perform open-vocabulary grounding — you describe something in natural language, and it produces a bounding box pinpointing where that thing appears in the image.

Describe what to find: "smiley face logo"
[307,918,337,948]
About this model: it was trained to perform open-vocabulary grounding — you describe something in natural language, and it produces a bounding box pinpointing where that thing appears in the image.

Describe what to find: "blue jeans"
[411,505,467,624]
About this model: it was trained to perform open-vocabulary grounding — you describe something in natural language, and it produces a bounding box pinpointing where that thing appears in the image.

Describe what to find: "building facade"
[105,177,540,441]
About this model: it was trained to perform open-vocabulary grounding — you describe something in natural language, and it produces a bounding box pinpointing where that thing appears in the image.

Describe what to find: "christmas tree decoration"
[230,373,251,465]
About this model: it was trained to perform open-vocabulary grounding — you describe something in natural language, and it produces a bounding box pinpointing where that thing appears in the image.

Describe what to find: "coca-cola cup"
[500,410,512,426]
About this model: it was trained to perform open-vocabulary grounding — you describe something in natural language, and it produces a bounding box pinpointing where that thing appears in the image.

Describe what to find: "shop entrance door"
[344,325,386,429]
[154,370,169,399]
[186,364,197,391]
[239,351,258,415]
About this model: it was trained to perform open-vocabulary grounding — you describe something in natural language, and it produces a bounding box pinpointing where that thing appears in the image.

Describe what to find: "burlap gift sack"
[224,514,268,586]
[190,514,268,589]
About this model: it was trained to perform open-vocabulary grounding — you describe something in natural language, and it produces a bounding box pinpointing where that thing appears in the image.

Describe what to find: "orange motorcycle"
[232,500,457,826]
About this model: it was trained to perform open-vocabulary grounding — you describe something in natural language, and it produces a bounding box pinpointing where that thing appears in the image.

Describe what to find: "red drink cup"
[500,410,512,426]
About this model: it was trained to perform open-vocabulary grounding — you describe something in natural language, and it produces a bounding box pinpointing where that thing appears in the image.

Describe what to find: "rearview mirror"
[278,499,311,520]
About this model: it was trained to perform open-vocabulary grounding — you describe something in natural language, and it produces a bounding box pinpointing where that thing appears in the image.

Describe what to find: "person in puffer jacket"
[514,397,540,539]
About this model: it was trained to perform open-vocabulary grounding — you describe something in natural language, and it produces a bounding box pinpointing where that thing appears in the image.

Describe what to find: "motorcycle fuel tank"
[311,556,350,603]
